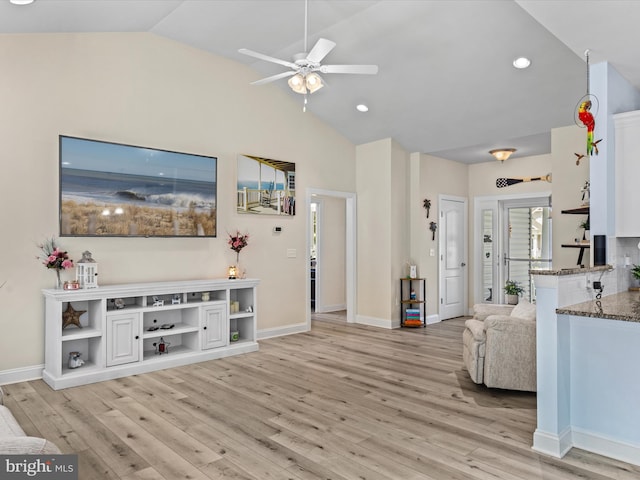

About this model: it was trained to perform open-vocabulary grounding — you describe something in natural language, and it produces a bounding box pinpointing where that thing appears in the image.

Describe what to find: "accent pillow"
[510,298,536,321]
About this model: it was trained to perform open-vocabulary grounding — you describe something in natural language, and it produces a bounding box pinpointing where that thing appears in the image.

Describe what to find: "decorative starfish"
[62,304,85,329]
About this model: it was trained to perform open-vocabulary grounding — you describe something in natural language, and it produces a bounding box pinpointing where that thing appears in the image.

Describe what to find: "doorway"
[306,188,356,329]
[474,194,551,305]
[502,200,552,302]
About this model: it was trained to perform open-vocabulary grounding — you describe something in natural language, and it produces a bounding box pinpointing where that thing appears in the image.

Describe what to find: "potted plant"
[631,264,640,287]
[504,280,524,305]
[579,218,590,241]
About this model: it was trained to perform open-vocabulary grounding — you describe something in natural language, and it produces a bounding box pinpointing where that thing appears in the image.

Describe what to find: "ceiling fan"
[238,0,378,98]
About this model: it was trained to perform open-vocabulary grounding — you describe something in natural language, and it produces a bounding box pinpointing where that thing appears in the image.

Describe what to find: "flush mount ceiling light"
[513,57,531,69]
[10,0,35,4]
[356,104,369,112]
[489,148,517,162]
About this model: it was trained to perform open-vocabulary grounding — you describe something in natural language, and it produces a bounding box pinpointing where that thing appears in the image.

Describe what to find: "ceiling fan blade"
[320,64,379,75]
[306,38,336,64]
[250,71,296,86]
[238,48,297,69]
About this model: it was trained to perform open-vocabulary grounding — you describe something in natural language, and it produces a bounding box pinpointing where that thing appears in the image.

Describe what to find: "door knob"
[461,262,466,267]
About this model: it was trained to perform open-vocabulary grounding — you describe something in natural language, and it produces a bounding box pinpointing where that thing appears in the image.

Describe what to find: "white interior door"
[439,196,468,320]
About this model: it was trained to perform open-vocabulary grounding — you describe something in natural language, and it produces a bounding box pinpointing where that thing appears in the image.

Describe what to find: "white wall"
[390,140,409,324]
[0,32,357,374]
[316,196,346,312]
[415,155,468,319]
[550,125,590,269]
[355,138,410,327]
[466,125,586,303]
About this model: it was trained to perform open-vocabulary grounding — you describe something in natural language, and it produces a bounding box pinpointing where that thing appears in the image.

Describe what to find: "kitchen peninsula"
[532,267,640,467]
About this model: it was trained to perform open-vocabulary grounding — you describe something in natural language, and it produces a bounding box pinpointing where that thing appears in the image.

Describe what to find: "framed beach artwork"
[59,136,217,237]
[236,154,296,216]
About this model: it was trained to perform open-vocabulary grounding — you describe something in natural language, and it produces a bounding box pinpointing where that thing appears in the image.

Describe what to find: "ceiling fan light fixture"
[489,148,517,162]
[356,104,369,112]
[10,0,35,4]
[288,73,307,94]
[305,72,324,93]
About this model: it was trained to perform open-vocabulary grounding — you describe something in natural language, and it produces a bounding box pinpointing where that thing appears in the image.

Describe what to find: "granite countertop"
[556,290,640,322]
[530,265,613,276]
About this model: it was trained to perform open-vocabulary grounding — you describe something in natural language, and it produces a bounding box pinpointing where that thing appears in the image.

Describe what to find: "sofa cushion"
[464,319,486,342]
[462,327,485,383]
[0,437,61,455]
[510,298,536,321]
[472,303,514,321]
[0,406,25,437]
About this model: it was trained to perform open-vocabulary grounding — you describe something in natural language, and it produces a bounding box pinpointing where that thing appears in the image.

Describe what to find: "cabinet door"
[615,110,640,236]
[202,304,228,350]
[106,313,140,366]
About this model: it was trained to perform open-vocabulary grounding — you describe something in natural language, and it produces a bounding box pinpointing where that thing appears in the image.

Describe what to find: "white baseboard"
[257,322,308,340]
[355,314,394,329]
[426,314,440,325]
[0,364,44,386]
[532,427,573,458]
[315,303,347,314]
[572,427,640,467]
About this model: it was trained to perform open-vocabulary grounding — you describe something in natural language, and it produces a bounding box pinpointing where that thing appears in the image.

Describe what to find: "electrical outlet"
[593,280,602,290]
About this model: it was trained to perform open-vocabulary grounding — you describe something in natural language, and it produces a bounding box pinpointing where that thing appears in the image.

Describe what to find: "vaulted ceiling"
[2,0,638,164]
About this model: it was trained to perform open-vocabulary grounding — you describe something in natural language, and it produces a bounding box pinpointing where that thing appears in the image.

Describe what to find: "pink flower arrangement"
[228,230,249,263]
[38,237,74,271]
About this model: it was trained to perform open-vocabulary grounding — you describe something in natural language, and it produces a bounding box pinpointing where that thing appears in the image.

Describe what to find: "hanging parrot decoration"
[578,100,596,156]
[574,50,602,160]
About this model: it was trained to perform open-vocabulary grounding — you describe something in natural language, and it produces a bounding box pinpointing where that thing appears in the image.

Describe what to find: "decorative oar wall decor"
[496,173,552,189]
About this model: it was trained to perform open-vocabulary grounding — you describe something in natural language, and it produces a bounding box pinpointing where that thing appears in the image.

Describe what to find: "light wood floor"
[4,317,640,479]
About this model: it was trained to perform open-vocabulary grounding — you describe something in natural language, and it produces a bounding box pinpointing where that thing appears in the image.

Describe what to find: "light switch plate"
[287,248,297,258]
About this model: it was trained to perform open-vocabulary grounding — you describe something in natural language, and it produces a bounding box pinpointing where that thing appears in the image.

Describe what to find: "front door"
[439,196,467,320]
[503,201,552,302]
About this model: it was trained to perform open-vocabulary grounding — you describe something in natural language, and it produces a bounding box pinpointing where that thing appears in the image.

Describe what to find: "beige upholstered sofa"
[0,387,61,454]
[462,300,537,392]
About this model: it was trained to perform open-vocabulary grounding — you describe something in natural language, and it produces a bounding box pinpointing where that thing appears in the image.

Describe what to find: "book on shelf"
[404,319,423,326]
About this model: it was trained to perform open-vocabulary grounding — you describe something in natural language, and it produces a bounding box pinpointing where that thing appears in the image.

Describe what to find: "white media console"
[42,278,259,390]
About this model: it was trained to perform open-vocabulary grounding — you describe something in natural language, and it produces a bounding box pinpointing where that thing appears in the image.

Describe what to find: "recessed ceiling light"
[356,104,369,112]
[513,57,531,69]
[10,0,35,5]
